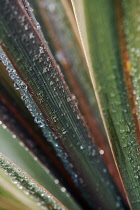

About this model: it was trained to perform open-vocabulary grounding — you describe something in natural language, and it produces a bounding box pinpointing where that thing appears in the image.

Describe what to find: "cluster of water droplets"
[41,0,97,114]
[20,0,48,46]
[0,47,88,193]
[0,153,66,210]
[119,4,140,198]
[122,2,140,121]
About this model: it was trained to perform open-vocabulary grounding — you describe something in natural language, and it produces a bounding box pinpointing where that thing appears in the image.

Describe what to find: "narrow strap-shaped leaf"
[0,153,67,210]
[0,124,81,210]
[0,0,126,209]
[71,0,140,208]
[0,170,41,210]
[121,0,140,132]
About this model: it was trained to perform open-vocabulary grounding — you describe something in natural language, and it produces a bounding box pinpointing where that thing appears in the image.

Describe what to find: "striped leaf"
[71,0,140,208]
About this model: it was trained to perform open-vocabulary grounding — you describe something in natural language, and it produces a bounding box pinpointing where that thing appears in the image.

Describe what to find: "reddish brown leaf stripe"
[115,0,140,144]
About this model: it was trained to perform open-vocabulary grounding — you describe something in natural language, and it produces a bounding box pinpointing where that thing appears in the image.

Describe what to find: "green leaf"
[0,153,67,210]
[71,0,140,208]
[0,124,81,210]
[0,170,41,210]
[121,0,140,128]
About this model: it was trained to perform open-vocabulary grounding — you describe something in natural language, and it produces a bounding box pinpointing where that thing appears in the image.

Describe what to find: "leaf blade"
[71,0,140,208]
[0,153,67,210]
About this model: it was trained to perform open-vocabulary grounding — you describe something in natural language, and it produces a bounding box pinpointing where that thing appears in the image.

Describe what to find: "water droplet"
[54,179,59,184]
[80,145,84,150]
[29,32,34,39]
[25,147,29,151]
[92,150,96,156]
[116,201,121,208]
[12,180,18,184]
[24,190,29,195]
[66,193,70,197]
[120,129,124,134]
[61,187,66,192]
[50,81,54,86]
[18,185,23,189]
[99,150,104,155]
[48,3,56,12]
[34,157,38,161]
[71,94,76,100]
[103,168,107,173]
[19,142,24,147]
[24,24,29,30]
[39,46,44,54]
[2,124,6,129]
[135,175,139,179]
[43,67,47,73]
[36,22,40,30]
[77,114,80,119]
[12,134,16,139]
[67,97,71,102]
[62,129,67,135]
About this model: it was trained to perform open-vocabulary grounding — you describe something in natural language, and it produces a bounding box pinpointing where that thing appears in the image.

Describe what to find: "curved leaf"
[71,0,140,208]
[0,124,81,210]
[0,153,67,210]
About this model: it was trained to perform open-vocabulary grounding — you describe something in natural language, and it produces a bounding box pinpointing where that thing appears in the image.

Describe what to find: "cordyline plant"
[0,0,139,209]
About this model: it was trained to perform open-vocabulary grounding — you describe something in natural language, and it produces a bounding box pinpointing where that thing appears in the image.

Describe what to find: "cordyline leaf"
[0,124,81,210]
[71,0,140,208]
[0,170,41,210]
[121,1,140,130]
[0,0,126,209]
[0,151,53,210]
[0,153,67,210]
